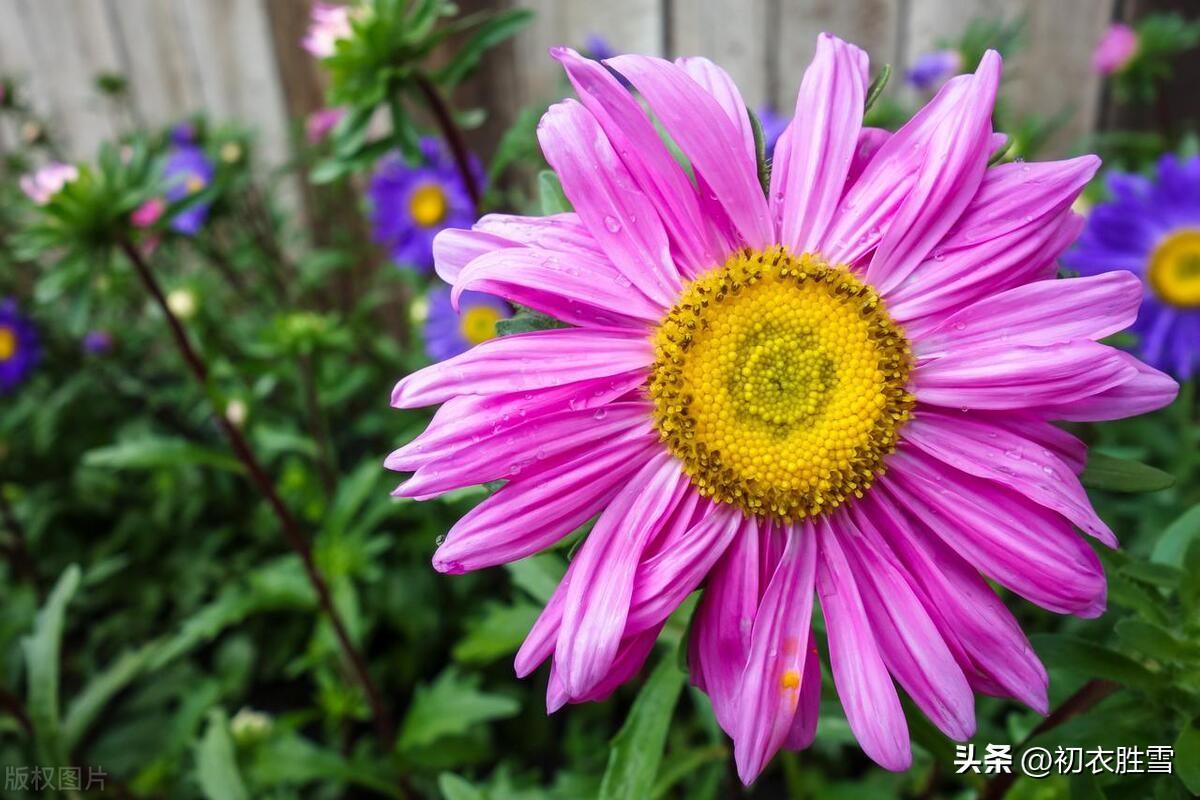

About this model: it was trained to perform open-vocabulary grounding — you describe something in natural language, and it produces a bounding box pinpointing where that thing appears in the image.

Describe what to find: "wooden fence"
[0,0,1122,172]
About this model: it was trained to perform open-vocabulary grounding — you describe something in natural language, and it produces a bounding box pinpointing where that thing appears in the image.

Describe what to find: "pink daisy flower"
[388,35,1178,782]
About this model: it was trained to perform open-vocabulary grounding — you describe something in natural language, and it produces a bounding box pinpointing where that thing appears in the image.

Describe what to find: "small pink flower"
[19,162,78,205]
[1093,22,1138,75]
[302,3,353,58]
[131,197,166,228]
[306,107,346,143]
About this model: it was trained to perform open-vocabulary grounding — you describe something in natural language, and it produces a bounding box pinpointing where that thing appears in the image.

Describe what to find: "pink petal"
[866,51,1001,295]
[782,631,821,751]
[395,401,654,499]
[626,502,742,634]
[902,409,1116,547]
[945,156,1100,245]
[432,212,607,285]
[771,34,869,253]
[835,512,975,741]
[1034,353,1179,422]
[733,523,818,784]
[675,56,756,167]
[854,491,1048,713]
[432,434,660,573]
[847,127,890,185]
[913,340,1137,411]
[554,48,724,276]
[690,518,764,732]
[985,414,1088,475]
[517,499,740,677]
[816,517,912,772]
[538,99,683,308]
[606,54,772,249]
[386,372,644,471]
[917,272,1142,357]
[391,328,652,408]
[453,246,662,328]
[822,58,992,270]
[556,452,690,697]
[884,447,1107,617]
[888,209,1083,331]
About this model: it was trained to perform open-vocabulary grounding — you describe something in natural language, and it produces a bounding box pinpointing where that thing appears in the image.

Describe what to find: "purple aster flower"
[368,138,480,272]
[0,299,39,393]
[583,34,616,62]
[1063,154,1200,379]
[756,105,787,161]
[170,121,197,146]
[83,330,113,355]
[423,286,511,362]
[164,144,215,236]
[906,49,962,91]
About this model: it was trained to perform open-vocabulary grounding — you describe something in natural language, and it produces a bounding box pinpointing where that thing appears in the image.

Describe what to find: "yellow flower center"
[185,174,207,194]
[649,247,914,520]
[0,326,15,362]
[410,183,449,228]
[459,305,502,346]
[1148,228,1200,308]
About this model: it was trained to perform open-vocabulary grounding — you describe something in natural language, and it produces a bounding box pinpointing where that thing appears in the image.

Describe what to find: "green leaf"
[399,668,520,751]
[22,565,81,765]
[452,600,541,664]
[1152,502,1200,567]
[434,9,533,86]
[62,645,155,753]
[1079,453,1175,493]
[1114,619,1200,664]
[195,709,249,800]
[1030,634,1156,689]
[538,169,571,215]
[495,305,570,336]
[83,436,245,473]
[650,744,729,799]
[598,652,686,800]
[1176,717,1200,794]
[1069,771,1107,799]
[505,553,567,603]
[864,64,891,112]
[747,106,770,195]
[438,773,486,800]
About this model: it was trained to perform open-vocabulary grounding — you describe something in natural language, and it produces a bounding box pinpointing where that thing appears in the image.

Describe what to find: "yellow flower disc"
[1148,228,1200,308]
[410,183,449,228]
[648,247,914,520]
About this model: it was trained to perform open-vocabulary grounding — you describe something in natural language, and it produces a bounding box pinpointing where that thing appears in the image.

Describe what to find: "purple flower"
[905,49,962,91]
[83,330,113,355]
[1093,22,1138,75]
[170,121,197,146]
[368,139,480,272]
[164,144,215,236]
[755,105,787,161]
[583,34,616,62]
[19,162,78,205]
[423,286,511,361]
[1063,154,1200,379]
[390,39,1178,784]
[0,299,39,393]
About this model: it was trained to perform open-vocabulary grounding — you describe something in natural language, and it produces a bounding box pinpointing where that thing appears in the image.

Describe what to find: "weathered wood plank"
[511,0,664,111]
[902,0,1115,156]
[669,0,771,107]
[6,0,124,158]
[103,0,207,129]
[174,0,292,170]
[774,0,902,110]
